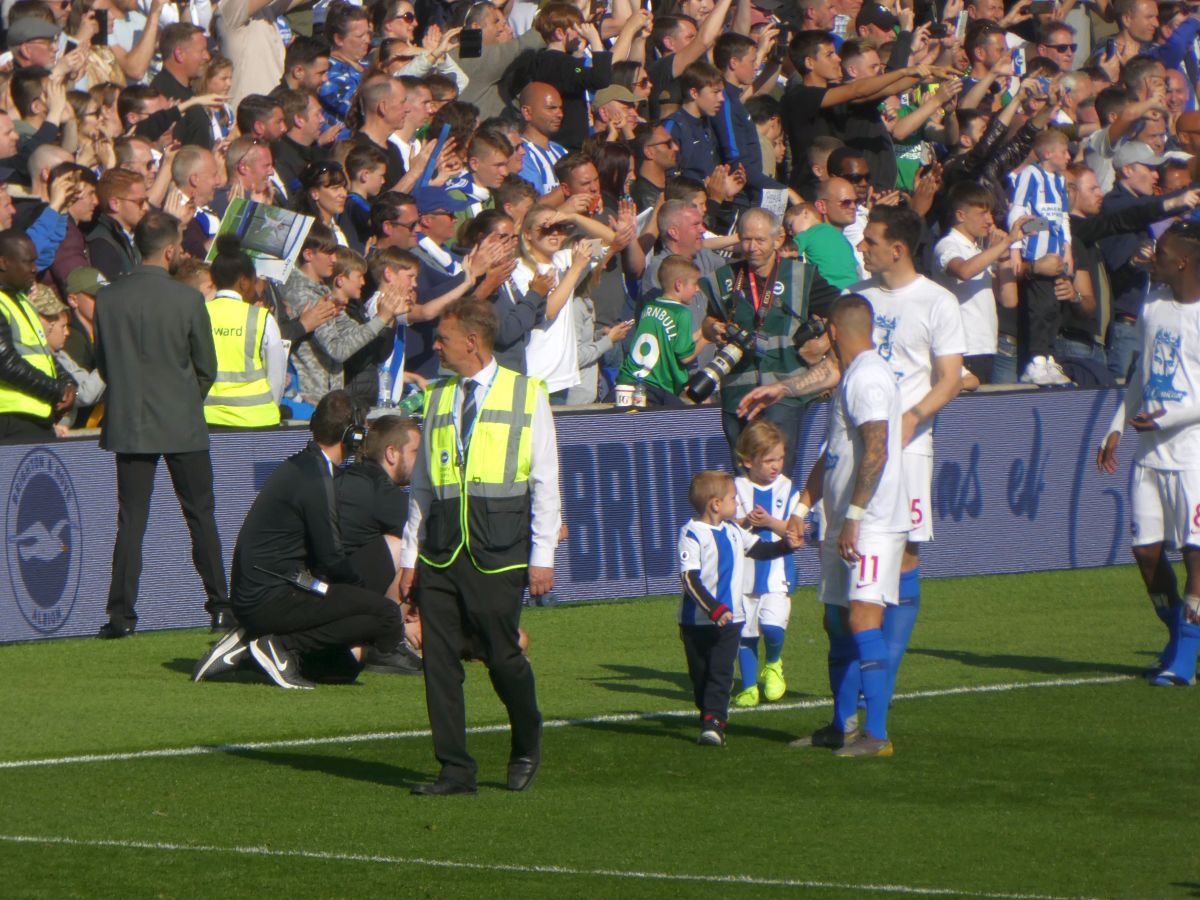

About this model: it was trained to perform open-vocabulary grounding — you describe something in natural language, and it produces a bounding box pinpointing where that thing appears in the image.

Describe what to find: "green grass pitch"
[0,565,1197,899]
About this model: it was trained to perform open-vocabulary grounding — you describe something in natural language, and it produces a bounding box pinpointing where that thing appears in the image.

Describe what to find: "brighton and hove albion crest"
[6,448,82,634]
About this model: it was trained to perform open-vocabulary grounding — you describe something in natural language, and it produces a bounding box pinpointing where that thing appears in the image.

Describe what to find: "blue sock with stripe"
[854,628,890,740]
[738,637,759,691]
[882,567,921,703]
[825,607,859,730]
[762,624,786,664]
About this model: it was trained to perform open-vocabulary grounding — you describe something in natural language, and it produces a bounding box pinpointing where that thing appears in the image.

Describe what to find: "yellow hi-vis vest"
[419,365,541,573]
[204,292,280,428]
[0,290,56,418]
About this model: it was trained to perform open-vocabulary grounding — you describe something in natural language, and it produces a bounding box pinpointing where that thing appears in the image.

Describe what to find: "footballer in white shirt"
[792,293,912,758]
[1098,222,1200,686]
[853,205,965,703]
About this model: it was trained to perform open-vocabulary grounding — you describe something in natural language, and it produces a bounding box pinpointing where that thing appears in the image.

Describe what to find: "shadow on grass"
[908,647,1145,677]
[589,664,694,702]
[573,712,798,746]
[225,747,427,787]
[1169,884,1200,897]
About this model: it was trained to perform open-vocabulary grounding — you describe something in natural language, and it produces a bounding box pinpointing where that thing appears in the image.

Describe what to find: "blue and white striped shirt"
[520,140,567,196]
[735,474,801,595]
[1008,164,1072,262]
[677,519,758,626]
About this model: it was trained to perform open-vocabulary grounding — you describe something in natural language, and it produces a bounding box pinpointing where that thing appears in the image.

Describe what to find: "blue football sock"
[738,637,759,691]
[1150,594,1179,667]
[854,627,890,741]
[825,607,859,730]
[882,568,921,703]
[762,624,786,664]
[1158,603,1200,683]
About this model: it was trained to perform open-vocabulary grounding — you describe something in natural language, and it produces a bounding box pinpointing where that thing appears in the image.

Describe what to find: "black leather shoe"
[506,754,540,792]
[97,622,133,640]
[411,779,476,796]
[209,610,238,633]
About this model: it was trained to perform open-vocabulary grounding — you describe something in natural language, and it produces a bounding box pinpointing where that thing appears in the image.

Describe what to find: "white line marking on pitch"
[0,674,1132,771]
[0,833,1102,900]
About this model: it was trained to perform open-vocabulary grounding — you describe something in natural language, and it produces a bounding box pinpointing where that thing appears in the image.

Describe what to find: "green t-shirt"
[616,298,695,395]
[793,223,859,291]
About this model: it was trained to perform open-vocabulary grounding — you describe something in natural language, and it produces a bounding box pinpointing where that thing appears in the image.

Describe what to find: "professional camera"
[792,315,827,351]
[685,322,755,403]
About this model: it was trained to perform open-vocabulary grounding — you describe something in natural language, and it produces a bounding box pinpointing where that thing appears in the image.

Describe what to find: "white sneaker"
[1019,355,1049,384]
[1042,356,1073,385]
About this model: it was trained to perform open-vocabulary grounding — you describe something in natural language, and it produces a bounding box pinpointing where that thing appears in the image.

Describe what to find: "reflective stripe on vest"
[204,294,279,427]
[419,366,539,573]
[0,290,55,418]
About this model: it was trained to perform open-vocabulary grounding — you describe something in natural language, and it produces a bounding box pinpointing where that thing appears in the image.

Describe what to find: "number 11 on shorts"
[857,554,879,587]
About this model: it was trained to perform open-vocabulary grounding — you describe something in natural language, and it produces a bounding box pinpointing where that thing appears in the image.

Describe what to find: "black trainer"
[192,628,248,682]
[363,642,423,675]
[248,636,315,690]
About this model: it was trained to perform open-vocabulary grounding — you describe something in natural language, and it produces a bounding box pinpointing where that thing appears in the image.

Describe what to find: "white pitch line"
[0,673,1134,772]
[0,833,1101,900]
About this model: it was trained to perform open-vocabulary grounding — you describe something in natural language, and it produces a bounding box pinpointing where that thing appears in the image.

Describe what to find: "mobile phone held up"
[1021,216,1051,236]
[94,8,108,46]
[458,27,482,59]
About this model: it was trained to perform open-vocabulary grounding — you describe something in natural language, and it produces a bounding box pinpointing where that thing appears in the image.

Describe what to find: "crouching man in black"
[336,413,424,673]
[192,390,410,689]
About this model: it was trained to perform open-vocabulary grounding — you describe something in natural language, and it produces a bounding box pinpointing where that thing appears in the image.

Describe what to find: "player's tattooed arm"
[781,355,841,399]
[850,420,889,510]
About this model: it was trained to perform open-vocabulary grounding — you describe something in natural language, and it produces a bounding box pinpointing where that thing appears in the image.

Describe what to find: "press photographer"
[699,208,838,472]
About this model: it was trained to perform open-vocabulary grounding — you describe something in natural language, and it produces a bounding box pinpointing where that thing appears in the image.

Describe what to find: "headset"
[342,403,368,456]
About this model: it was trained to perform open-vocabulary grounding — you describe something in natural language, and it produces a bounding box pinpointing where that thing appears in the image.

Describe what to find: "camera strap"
[736,258,780,328]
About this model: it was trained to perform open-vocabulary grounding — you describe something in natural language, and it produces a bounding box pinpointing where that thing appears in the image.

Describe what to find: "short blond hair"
[688,470,733,514]
[657,254,700,292]
[332,247,368,283]
[735,419,785,466]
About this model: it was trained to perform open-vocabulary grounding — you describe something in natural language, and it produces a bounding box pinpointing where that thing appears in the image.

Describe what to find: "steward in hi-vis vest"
[400,298,561,795]
[0,232,74,441]
[204,290,281,428]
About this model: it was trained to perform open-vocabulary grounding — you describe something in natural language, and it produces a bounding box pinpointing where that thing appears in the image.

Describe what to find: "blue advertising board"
[0,388,1135,644]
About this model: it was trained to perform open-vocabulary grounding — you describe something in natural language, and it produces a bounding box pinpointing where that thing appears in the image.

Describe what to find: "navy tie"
[460,379,478,454]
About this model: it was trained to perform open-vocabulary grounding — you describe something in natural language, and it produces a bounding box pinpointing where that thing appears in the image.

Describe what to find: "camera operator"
[699,208,838,472]
[192,390,408,689]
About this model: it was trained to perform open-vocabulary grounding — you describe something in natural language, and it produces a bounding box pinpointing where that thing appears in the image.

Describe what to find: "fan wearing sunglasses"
[796,180,862,291]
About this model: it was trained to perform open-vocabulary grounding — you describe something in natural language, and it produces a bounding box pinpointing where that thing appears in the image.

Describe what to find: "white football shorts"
[818,530,908,607]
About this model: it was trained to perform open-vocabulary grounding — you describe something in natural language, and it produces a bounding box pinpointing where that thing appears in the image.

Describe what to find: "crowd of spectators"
[1,0,1199,439]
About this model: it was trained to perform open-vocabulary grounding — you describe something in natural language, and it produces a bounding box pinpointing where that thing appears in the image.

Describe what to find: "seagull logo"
[13,520,68,563]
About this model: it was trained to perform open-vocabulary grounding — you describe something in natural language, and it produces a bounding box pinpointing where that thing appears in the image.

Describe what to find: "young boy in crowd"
[678,470,800,746]
[343,144,390,252]
[665,61,725,182]
[1007,128,1074,385]
[934,182,1025,385]
[616,254,700,405]
[732,420,805,707]
[787,201,860,290]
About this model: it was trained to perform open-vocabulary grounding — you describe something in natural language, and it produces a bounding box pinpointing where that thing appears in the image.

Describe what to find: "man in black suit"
[192,391,409,689]
[94,211,231,639]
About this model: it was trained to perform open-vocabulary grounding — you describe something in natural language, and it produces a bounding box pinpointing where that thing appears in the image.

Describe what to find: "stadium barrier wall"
[1,387,1134,644]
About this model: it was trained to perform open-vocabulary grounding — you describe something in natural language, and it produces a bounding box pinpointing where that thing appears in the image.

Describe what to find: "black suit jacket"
[86,215,140,281]
[94,265,217,454]
[231,441,364,612]
[335,458,409,554]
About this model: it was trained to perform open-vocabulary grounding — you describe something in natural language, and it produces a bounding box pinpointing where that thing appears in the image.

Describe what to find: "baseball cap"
[413,187,471,216]
[7,18,61,49]
[27,283,66,318]
[591,85,638,109]
[1113,140,1167,169]
[65,267,107,297]
[855,3,899,32]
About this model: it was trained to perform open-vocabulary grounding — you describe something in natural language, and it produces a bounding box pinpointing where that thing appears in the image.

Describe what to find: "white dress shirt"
[401,357,562,569]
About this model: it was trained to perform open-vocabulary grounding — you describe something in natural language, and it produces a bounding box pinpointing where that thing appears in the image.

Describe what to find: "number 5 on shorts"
[911,498,923,526]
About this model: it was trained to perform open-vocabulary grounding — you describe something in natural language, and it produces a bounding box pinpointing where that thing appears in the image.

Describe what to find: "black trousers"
[417,554,540,786]
[0,412,53,443]
[680,623,743,725]
[963,354,995,385]
[237,583,405,656]
[105,450,229,629]
[1019,274,1061,361]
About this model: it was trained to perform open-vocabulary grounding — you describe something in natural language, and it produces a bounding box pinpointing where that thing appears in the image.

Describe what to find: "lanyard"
[737,259,780,326]
[450,367,498,468]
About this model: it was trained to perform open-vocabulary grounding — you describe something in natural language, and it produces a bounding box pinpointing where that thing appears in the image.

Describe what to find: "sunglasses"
[841,172,870,183]
[537,222,572,235]
[393,11,417,21]
[1044,42,1078,52]
[833,198,856,208]
[647,138,678,149]
[635,78,651,88]
[389,218,419,231]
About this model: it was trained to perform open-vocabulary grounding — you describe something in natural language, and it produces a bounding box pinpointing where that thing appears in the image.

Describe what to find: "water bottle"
[632,375,647,409]
[398,388,424,416]
[377,369,393,408]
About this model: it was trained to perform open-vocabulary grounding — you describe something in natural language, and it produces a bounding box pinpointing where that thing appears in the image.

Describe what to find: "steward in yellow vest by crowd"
[204,238,285,429]
[399,297,562,796]
[0,232,76,441]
